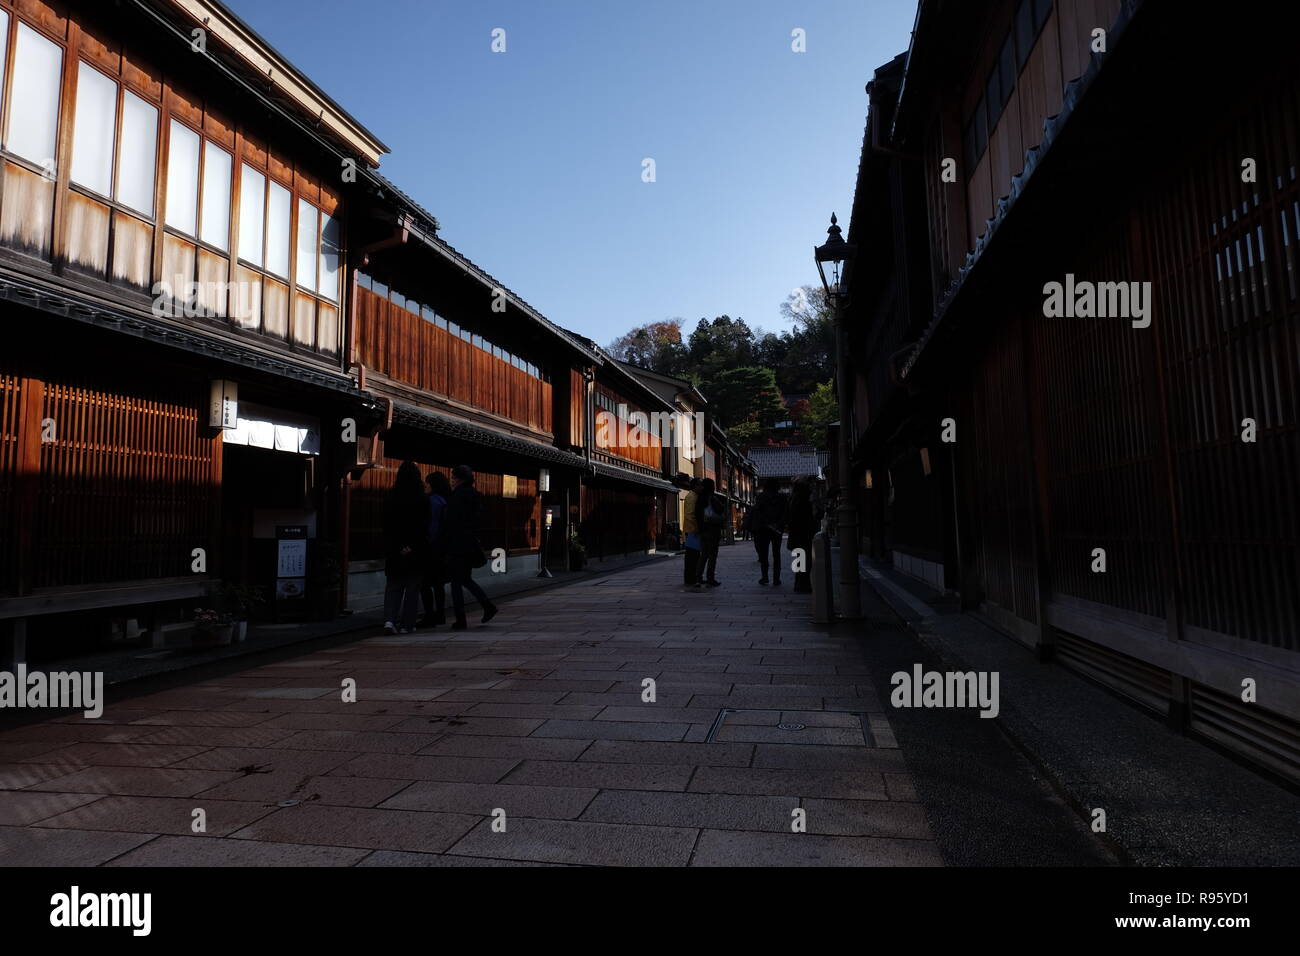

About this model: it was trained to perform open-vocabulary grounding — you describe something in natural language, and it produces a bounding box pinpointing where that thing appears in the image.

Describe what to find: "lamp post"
[815,213,862,620]
[538,507,554,578]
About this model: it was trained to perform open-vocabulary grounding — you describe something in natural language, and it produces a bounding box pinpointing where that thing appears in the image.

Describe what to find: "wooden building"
[0,0,755,664]
[844,0,1300,781]
[341,177,599,602]
[620,363,758,546]
[0,0,384,660]
[574,343,678,562]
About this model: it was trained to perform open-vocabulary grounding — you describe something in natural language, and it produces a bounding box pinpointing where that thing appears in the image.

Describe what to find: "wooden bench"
[0,578,213,665]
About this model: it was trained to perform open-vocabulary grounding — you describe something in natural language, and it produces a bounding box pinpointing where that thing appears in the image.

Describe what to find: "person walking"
[753,477,787,586]
[787,477,816,594]
[418,470,452,627]
[442,464,498,629]
[382,461,432,634]
[697,477,725,587]
[682,477,703,592]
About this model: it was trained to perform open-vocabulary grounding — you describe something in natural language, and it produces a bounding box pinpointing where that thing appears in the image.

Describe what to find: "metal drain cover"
[705,708,880,746]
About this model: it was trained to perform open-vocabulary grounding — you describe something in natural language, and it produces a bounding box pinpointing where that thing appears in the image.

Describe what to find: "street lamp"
[814,213,862,620]
[538,507,554,578]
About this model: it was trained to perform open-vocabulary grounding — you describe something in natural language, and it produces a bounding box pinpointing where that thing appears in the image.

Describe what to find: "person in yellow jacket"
[682,477,702,591]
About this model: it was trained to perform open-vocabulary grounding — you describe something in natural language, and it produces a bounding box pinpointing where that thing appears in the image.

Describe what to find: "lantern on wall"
[208,379,238,429]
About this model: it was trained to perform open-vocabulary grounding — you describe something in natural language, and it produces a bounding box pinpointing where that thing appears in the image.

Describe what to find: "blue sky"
[224,0,918,345]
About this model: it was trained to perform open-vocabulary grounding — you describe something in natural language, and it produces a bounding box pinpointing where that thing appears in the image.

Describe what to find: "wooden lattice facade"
[847,0,1300,781]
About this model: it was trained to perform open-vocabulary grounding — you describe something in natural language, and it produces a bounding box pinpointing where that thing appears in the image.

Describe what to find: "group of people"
[382,462,499,633]
[748,476,816,593]
[680,475,816,594]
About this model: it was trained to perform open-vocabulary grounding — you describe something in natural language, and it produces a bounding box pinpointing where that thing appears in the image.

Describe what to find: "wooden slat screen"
[34,381,217,588]
[569,368,586,448]
[1034,227,1166,622]
[969,318,1042,627]
[0,375,21,594]
[1148,81,1300,649]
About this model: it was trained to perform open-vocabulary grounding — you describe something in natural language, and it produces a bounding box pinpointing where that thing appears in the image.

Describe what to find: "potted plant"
[222,583,266,642]
[191,607,235,647]
[569,527,587,570]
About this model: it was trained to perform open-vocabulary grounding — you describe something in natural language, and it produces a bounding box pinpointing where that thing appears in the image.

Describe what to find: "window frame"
[64,56,161,220]
[3,17,64,176]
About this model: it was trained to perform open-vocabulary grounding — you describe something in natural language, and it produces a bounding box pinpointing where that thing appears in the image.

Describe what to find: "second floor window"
[163,120,199,236]
[237,165,265,265]
[69,61,159,217]
[163,122,232,251]
[295,199,339,301]
[199,141,232,252]
[6,19,62,171]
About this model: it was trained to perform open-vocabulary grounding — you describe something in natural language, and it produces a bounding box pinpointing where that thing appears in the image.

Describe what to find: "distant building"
[618,364,757,547]
[747,445,824,493]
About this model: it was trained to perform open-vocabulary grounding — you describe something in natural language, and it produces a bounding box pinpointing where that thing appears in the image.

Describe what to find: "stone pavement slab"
[689,829,944,867]
[380,781,598,819]
[104,835,370,867]
[229,803,480,853]
[0,825,155,866]
[446,817,697,867]
[33,794,276,836]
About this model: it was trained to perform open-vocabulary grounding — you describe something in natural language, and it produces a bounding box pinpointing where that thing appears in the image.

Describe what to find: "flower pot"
[193,624,233,647]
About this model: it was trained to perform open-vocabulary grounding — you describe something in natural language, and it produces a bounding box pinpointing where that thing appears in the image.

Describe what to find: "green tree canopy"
[604,289,837,450]
[800,379,837,449]
[708,366,787,431]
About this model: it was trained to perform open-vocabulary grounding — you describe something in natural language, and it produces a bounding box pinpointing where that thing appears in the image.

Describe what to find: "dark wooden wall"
[933,0,1126,270]
[355,287,553,435]
[579,484,655,559]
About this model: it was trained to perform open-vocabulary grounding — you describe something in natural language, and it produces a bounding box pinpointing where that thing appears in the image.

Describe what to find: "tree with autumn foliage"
[605,319,686,375]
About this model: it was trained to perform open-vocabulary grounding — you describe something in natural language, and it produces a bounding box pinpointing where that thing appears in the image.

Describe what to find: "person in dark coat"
[418,471,451,627]
[787,477,816,594]
[382,461,432,634]
[752,477,788,585]
[442,464,498,629]
[696,477,726,587]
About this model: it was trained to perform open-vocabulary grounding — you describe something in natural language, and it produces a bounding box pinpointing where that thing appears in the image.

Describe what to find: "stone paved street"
[0,545,948,866]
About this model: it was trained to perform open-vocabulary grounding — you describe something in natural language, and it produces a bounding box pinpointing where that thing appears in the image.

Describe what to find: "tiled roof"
[747,445,823,479]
